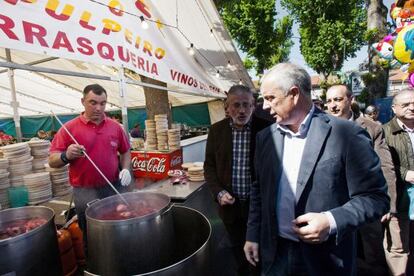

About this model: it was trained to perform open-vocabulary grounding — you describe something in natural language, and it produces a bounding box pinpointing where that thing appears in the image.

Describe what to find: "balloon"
[372,41,394,60]
[394,24,414,63]
[409,72,414,87]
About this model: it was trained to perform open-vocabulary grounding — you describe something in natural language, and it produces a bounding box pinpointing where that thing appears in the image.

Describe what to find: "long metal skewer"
[51,111,129,206]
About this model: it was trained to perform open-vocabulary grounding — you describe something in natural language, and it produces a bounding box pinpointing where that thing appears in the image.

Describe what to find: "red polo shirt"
[50,114,130,188]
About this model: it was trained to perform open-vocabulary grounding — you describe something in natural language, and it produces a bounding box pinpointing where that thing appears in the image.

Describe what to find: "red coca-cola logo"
[131,156,166,173]
[170,155,182,167]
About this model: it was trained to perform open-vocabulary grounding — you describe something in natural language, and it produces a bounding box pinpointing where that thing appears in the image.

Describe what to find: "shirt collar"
[229,118,252,131]
[80,112,107,125]
[348,111,355,121]
[397,118,414,133]
[277,105,315,137]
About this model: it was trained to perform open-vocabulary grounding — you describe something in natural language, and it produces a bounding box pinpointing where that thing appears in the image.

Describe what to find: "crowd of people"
[3,62,409,275]
[205,63,414,276]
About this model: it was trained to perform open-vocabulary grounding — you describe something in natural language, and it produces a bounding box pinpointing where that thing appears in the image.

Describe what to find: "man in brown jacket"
[383,90,414,276]
[204,85,272,275]
[326,84,395,276]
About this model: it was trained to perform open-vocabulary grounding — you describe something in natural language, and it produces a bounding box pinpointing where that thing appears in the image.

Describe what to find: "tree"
[216,0,293,75]
[364,0,389,101]
[281,0,367,78]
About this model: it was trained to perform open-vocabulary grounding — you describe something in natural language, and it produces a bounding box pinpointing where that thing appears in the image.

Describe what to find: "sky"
[247,0,395,79]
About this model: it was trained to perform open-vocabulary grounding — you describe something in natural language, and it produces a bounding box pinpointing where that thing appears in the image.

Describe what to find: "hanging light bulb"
[210,29,214,37]
[227,60,231,68]
[188,43,195,56]
[140,16,149,29]
[215,70,220,78]
[239,79,243,85]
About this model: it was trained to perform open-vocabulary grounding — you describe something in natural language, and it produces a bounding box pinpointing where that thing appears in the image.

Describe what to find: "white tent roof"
[0,0,251,119]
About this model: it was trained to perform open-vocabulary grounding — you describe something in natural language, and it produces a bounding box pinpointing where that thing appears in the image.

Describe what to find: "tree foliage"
[216,0,293,75]
[281,0,366,77]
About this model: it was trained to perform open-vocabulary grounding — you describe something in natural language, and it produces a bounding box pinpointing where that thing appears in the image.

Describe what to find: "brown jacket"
[356,115,397,213]
[204,115,272,200]
[383,117,413,213]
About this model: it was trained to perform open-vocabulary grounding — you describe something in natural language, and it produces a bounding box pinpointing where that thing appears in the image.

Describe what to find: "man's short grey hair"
[392,89,414,105]
[226,85,254,104]
[261,63,312,96]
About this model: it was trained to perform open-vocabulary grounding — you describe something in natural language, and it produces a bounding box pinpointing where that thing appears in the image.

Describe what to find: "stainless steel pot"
[0,206,62,276]
[85,205,211,276]
[86,192,175,276]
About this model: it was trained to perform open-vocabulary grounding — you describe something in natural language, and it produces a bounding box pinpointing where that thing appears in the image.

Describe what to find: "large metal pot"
[86,192,175,276]
[0,206,62,276]
[85,205,211,276]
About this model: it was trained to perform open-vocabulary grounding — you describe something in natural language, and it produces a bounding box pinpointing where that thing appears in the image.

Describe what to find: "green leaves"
[282,0,366,76]
[218,0,293,74]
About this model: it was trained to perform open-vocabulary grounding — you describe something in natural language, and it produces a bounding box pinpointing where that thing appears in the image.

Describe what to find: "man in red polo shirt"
[49,84,131,249]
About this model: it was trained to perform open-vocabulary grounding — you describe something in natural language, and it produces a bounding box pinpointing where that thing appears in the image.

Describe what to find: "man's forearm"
[119,150,131,170]
[48,152,66,168]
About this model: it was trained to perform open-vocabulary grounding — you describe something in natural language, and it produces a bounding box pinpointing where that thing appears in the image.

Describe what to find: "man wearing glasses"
[383,90,414,276]
[204,85,272,275]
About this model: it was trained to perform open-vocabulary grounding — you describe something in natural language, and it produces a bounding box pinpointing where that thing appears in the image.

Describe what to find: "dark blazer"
[204,115,272,200]
[246,109,390,275]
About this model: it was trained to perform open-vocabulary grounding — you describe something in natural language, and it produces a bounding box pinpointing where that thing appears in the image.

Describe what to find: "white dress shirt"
[276,106,337,241]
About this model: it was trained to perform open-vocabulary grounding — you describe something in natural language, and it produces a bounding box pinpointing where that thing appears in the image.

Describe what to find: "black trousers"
[219,198,259,276]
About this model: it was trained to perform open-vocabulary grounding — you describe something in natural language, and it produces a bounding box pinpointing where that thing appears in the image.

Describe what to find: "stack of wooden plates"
[0,158,10,208]
[145,120,157,150]
[0,158,10,189]
[45,164,72,197]
[0,190,8,209]
[0,158,9,170]
[168,129,181,150]
[1,142,31,160]
[181,162,194,171]
[156,130,168,151]
[1,143,33,187]
[23,172,52,205]
[28,139,50,172]
[187,166,205,182]
[155,114,168,151]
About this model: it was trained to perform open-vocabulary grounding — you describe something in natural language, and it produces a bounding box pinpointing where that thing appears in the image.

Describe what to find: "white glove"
[119,169,132,186]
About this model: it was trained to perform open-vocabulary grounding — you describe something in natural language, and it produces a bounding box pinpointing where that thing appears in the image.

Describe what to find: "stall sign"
[131,149,182,180]
[0,0,225,97]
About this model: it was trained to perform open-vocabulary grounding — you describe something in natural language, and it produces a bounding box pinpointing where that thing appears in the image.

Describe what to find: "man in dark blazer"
[244,63,390,276]
[204,85,272,275]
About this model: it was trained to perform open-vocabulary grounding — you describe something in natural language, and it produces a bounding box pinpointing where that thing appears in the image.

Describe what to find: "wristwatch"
[60,151,70,164]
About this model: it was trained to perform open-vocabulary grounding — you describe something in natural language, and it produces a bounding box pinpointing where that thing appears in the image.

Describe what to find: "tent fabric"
[0,0,251,120]
[172,103,211,127]
[0,118,15,136]
[208,100,226,124]
[0,103,211,138]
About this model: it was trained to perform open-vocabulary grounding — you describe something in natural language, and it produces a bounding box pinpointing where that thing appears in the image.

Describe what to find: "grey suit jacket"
[246,109,390,275]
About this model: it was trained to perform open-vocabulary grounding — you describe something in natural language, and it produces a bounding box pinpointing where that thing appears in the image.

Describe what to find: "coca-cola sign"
[132,157,166,173]
[131,149,183,180]
[170,155,182,167]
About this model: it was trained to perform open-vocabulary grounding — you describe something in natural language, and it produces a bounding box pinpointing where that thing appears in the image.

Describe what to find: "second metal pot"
[86,192,175,276]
